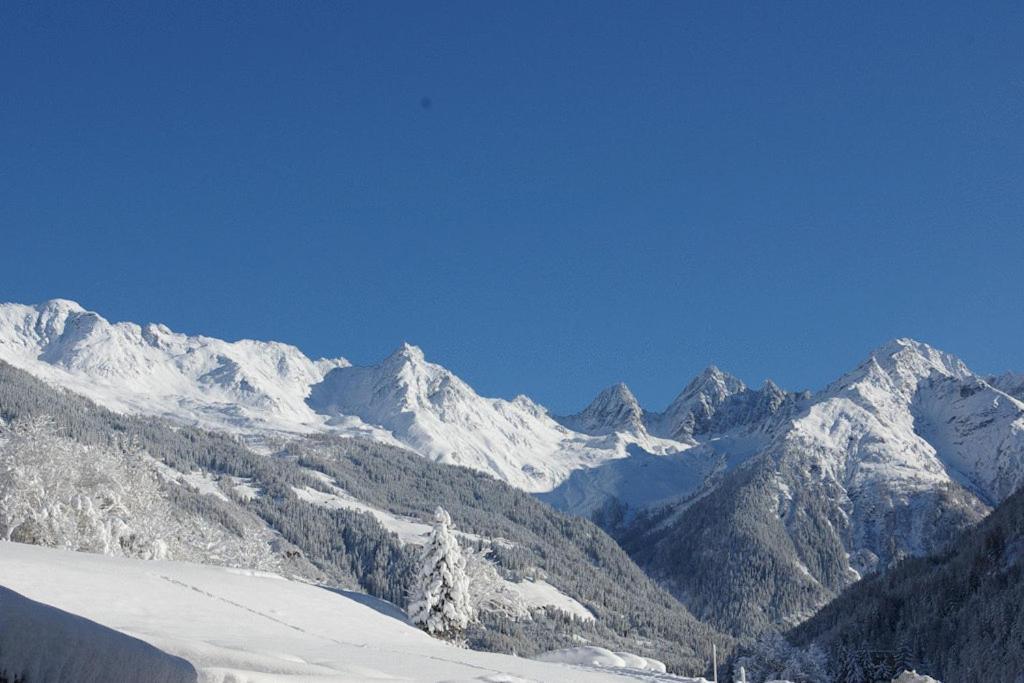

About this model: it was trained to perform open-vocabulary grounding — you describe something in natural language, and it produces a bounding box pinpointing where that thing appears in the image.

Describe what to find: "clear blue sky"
[2,2,1023,413]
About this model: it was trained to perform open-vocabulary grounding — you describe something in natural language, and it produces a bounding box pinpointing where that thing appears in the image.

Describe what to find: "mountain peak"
[822,337,975,407]
[698,363,723,379]
[558,382,644,436]
[29,298,100,345]
[604,381,637,402]
[36,298,86,315]
[871,336,930,358]
[866,337,971,382]
[385,342,427,365]
[679,364,746,399]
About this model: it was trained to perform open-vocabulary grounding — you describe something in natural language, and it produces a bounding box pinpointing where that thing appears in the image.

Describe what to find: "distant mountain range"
[2,298,1023,643]
[0,299,686,491]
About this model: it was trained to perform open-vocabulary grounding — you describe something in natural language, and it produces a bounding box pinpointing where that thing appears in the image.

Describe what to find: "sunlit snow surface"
[0,300,686,492]
[0,542,688,682]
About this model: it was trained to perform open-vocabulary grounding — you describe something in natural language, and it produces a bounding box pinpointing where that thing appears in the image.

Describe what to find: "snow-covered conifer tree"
[464,545,528,622]
[407,506,472,639]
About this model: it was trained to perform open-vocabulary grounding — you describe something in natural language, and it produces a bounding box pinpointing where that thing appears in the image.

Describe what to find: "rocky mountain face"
[790,482,1024,682]
[609,339,1024,636]
[989,371,1024,402]
[557,383,646,437]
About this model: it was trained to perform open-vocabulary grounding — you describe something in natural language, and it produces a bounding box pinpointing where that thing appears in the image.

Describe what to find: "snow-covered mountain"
[0,299,352,435]
[647,365,746,441]
[3,299,1022,529]
[306,343,680,490]
[989,371,1024,402]
[0,359,728,672]
[609,338,1024,636]
[3,298,1024,644]
[791,478,1024,683]
[557,383,646,437]
[0,299,688,492]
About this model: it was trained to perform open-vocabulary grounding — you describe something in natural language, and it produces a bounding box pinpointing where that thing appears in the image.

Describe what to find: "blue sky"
[2,2,1023,413]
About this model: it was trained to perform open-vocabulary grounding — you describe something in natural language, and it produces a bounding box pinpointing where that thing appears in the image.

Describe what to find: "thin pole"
[713,643,718,683]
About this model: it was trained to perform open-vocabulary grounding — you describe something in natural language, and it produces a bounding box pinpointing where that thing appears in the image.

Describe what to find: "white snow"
[0,585,197,683]
[307,343,685,491]
[535,648,683,678]
[291,484,433,545]
[228,478,260,501]
[0,299,354,437]
[891,672,941,683]
[180,471,230,502]
[3,300,1022,583]
[0,542,682,682]
[506,578,595,622]
[0,300,691,492]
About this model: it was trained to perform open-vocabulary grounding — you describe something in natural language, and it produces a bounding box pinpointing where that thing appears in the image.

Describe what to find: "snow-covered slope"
[0,542,688,683]
[0,584,197,683]
[545,372,802,518]
[290,473,595,621]
[308,344,686,490]
[792,338,1024,516]
[0,299,354,436]
[989,371,1024,401]
[0,300,688,491]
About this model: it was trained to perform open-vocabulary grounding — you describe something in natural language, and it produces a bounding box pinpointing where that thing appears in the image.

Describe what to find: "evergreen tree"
[844,649,866,683]
[407,506,472,639]
[895,640,915,676]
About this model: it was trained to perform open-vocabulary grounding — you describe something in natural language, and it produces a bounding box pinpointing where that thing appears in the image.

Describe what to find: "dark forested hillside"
[616,439,983,640]
[790,485,1024,682]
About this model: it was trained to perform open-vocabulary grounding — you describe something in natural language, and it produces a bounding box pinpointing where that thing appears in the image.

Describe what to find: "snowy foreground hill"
[0,542,703,683]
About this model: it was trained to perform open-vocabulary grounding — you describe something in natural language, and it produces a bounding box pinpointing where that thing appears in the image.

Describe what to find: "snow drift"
[0,585,197,683]
[0,542,684,682]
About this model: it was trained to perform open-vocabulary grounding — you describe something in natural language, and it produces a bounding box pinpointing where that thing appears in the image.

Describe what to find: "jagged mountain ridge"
[0,300,689,491]
[557,383,646,437]
[611,338,1024,637]
[990,371,1024,402]
[3,299,1024,644]
[0,299,808,496]
[0,299,352,434]
[3,300,1022,505]
[306,343,683,490]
